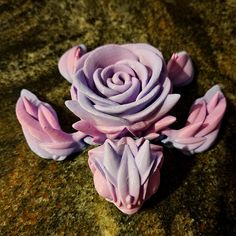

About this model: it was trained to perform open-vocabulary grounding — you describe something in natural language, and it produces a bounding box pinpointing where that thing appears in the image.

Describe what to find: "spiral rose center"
[111,71,130,85]
[92,63,142,104]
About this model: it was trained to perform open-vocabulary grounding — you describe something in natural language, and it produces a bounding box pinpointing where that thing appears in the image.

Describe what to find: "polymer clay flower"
[162,85,227,154]
[16,89,85,160]
[15,41,227,217]
[58,44,87,83]
[59,43,181,143]
[167,51,194,86]
[88,137,163,214]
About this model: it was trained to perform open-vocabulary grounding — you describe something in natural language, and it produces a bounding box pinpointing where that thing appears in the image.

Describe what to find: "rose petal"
[101,64,136,82]
[115,59,149,89]
[107,77,132,93]
[65,94,129,127]
[74,70,118,106]
[123,78,172,122]
[83,44,138,80]
[108,77,141,103]
[122,43,164,60]
[94,84,161,115]
[93,68,120,97]
[134,49,163,100]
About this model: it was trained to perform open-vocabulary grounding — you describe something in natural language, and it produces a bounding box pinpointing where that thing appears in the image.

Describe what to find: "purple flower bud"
[167,51,194,86]
[16,89,86,160]
[88,137,163,214]
[162,85,227,154]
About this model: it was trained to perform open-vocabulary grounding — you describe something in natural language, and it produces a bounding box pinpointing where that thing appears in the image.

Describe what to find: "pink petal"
[72,120,104,137]
[117,145,140,206]
[16,98,48,140]
[187,101,206,124]
[103,141,120,185]
[43,126,72,142]
[22,97,38,119]
[196,97,226,137]
[194,128,220,153]
[135,140,155,185]
[38,104,61,130]
[153,116,176,133]
[177,122,203,138]
[207,92,220,113]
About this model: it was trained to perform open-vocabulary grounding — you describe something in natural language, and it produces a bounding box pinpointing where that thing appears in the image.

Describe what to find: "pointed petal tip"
[20,89,38,101]
[167,51,194,87]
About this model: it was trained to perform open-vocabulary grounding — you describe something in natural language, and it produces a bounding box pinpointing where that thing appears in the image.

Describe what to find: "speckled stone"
[0,0,236,235]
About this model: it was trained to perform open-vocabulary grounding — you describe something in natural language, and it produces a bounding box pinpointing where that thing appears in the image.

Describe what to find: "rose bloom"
[59,43,183,143]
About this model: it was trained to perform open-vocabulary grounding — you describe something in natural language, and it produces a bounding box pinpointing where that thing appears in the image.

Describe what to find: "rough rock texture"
[0,0,236,235]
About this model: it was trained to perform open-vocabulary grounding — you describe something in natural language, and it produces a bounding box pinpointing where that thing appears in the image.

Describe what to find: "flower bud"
[167,51,194,86]
[16,89,85,160]
[162,85,226,154]
[88,137,163,214]
[58,44,87,83]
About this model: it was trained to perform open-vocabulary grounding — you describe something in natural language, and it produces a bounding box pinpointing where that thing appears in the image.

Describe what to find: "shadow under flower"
[143,148,195,208]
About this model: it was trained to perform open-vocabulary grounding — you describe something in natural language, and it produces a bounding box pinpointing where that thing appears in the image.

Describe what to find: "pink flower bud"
[167,51,194,86]
[162,85,227,154]
[16,89,85,160]
[88,137,163,214]
[58,44,87,83]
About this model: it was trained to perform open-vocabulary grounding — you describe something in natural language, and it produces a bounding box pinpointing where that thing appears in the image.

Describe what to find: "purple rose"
[88,137,163,214]
[59,44,182,143]
[16,89,85,160]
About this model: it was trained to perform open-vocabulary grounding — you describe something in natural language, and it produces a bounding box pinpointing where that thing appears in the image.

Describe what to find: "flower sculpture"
[88,137,163,214]
[161,85,227,154]
[16,89,85,161]
[64,44,181,142]
[16,43,227,214]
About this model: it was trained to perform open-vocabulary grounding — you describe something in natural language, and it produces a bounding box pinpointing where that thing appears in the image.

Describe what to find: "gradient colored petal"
[167,51,194,86]
[88,137,163,215]
[16,89,86,160]
[161,85,226,154]
[58,44,87,83]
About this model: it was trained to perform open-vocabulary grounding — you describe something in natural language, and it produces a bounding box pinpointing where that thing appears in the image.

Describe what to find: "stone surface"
[0,0,236,235]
